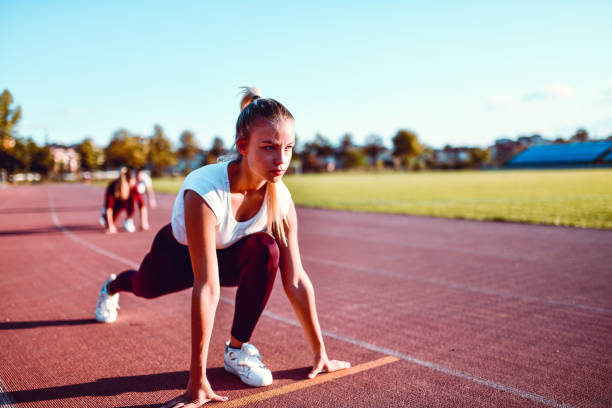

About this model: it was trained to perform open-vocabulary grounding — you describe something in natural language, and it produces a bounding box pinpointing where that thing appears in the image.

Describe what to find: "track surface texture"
[1,184,611,408]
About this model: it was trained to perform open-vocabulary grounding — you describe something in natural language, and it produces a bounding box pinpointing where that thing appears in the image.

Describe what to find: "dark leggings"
[109,224,279,342]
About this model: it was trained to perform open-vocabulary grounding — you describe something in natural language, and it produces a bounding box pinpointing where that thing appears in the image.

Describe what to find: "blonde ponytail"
[239,86,261,111]
[266,182,288,246]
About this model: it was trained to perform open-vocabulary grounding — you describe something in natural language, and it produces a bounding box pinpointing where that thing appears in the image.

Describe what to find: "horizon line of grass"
[151,168,612,229]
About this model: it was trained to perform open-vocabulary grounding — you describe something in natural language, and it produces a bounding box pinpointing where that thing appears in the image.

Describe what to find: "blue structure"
[507,141,612,167]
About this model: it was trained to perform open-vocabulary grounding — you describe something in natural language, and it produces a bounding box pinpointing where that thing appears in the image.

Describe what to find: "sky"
[2,1,612,151]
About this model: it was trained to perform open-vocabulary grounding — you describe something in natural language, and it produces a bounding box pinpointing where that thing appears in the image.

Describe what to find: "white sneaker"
[94,274,120,323]
[124,218,135,233]
[224,341,273,387]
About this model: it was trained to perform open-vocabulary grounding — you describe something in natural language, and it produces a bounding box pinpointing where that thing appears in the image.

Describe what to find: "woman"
[94,87,350,406]
[99,167,137,233]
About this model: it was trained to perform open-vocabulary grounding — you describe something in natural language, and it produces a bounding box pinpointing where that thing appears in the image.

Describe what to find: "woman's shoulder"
[181,162,230,208]
[179,162,229,219]
[184,162,228,187]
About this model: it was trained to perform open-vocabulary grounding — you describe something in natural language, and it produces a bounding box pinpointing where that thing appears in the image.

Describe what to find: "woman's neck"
[228,160,266,195]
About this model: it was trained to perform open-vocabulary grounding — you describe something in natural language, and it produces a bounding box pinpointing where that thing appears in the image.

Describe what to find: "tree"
[77,138,103,171]
[392,129,423,169]
[105,129,148,169]
[336,133,354,168]
[178,130,200,161]
[421,146,436,169]
[338,133,354,154]
[0,136,53,175]
[571,128,588,142]
[298,143,321,172]
[177,130,201,174]
[469,148,491,168]
[311,133,334,158]
[28,141,53,175]
[1,137,26,173]
[148,125,176,177]
[299,133,334,172]
[335,133,367,170]
[207,136,227,164]
[0,89,22,142]
[363,134,386,167]
[344,148,367,169]
[0,89,24,174]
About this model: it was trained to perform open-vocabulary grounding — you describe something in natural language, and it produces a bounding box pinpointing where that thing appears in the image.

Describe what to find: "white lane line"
[302,256,612,315]
[46,192,581,408]
[217,297,579,408]
[48,193,139,269]
[258,309,579,408]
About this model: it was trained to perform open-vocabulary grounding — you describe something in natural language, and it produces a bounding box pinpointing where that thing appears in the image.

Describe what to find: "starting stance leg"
[96,224,279,345]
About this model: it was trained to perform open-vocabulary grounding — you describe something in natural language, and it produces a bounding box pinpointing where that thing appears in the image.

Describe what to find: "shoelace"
[242,344,262,358]
[232,344,266,369]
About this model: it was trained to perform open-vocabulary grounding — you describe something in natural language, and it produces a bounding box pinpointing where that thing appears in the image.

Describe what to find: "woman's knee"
[132,277,163,299]
[244,232,280,273]
[130,250,169,299]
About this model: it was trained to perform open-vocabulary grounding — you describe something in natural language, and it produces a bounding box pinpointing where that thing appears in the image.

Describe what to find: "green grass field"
[152,168,612,229]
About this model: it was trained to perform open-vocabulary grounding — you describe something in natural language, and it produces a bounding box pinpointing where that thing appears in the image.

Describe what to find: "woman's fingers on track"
[328,359,351,372]
[308,358,351,379]
[160,393,229,408]
[206,392,229,403]
[307,367,322,379]
[308,359,325,378]
[160,394,186,408]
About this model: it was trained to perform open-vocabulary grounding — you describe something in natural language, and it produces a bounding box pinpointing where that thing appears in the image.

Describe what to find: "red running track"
[1,183,611,408]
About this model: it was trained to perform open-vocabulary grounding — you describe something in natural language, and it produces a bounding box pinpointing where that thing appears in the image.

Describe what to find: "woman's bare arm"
[105,208,116,233]
[279,203,350,378]
[162,190,227,407]
[147,183,157,208]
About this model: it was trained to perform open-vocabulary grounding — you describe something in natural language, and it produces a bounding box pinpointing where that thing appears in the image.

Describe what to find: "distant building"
[490,135,551,166]
[507,141,612,167]
[434,146,472,168]
[49,144,80,173]
[517,134,548,146]
[490,139,523,166]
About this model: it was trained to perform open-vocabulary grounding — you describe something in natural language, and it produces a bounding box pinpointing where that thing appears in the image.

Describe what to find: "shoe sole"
[94,314,117,323]
[223,362,272,387]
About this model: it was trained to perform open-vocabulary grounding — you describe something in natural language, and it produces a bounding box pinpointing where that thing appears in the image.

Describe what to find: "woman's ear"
[236,139,248,156]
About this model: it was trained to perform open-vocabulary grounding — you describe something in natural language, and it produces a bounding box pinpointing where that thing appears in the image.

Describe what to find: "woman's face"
[239,118,295,183]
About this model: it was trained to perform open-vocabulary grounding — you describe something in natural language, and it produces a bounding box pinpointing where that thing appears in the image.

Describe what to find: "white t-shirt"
[171,161,293,249]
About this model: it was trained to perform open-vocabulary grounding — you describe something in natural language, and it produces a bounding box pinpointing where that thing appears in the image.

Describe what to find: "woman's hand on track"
[160,378,228,408]
[308,355,351,379]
